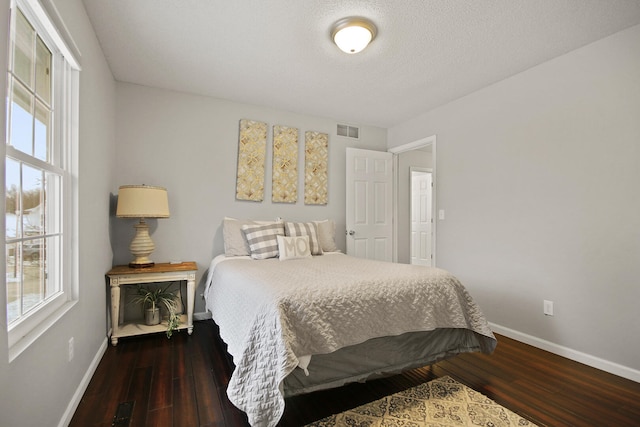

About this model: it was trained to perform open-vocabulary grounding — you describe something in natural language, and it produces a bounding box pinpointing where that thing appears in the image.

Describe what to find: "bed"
[204,220,496,427]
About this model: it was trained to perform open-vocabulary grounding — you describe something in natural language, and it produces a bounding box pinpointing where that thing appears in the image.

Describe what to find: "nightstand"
[106,262,197,345]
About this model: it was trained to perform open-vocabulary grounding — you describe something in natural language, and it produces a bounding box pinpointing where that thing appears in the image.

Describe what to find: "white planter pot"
[145,307,160,325]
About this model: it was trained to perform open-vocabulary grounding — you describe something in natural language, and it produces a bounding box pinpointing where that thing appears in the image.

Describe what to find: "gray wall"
[112,83,388,314]
[389,24,640,376]
[396,149,432,264]
[1,6,638,426]
[0,0,116,426]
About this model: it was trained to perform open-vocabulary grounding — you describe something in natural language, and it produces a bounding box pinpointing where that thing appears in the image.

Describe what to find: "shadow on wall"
[108,192,160,267]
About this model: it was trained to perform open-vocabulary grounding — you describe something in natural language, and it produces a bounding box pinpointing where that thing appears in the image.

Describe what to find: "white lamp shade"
[332,17,377,54]
[116,185,170,218]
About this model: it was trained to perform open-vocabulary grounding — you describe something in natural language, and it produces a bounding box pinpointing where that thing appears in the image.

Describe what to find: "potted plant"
[130,284,181,338]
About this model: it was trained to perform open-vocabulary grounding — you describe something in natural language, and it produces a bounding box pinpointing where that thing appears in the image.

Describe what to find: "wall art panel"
[235,119,267,201]
[272,125,299,203]
[304,131,329,205]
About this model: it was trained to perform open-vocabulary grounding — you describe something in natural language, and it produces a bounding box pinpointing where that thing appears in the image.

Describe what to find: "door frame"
[388,135,437,265]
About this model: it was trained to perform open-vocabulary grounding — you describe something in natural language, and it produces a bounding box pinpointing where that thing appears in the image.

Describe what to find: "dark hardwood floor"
[70,320,640,427]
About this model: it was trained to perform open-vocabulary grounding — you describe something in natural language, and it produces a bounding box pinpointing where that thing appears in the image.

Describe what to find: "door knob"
[348,230,355,236]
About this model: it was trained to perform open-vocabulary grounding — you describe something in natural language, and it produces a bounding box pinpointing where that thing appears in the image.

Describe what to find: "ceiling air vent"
[337,124,359,139]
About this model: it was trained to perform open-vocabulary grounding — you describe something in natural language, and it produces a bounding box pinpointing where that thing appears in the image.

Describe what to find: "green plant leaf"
[129,283,181,337]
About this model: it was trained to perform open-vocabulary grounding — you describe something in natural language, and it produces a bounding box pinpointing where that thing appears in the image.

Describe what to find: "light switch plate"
[544,300,554,316]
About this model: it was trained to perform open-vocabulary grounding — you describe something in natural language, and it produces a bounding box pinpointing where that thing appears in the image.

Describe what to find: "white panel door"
[411,170,432,266]
[346,148,393,261]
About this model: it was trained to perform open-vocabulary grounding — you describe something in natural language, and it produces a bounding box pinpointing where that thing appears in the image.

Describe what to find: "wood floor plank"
[191,330,228,425]
[70,321,640,427]
[148,335,173,411]
[135,335,159,368]
[173,374,200,427]
[145,406,172,427]
[127,366,153,427]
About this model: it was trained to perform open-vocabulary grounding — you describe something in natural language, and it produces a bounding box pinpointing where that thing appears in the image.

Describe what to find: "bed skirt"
[283,328,488,397]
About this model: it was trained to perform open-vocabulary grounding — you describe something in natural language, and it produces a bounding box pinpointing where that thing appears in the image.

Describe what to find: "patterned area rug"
[304,376,537,427]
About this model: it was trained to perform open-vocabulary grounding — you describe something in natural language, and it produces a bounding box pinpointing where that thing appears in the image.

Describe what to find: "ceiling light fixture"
[331,17,377,54]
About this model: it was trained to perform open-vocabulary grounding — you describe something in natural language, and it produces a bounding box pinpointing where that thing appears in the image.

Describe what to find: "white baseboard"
[489,322,640,383]
[193,311,212,321]
[58,338,108,427]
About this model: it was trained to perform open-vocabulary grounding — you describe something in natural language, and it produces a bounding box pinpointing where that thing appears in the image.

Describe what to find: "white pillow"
[223,217,281,256]
[314,219,338,252]
[223,217,254,256]
[241,222,285,260]
[277,235,312,261]
[284,222,323,255]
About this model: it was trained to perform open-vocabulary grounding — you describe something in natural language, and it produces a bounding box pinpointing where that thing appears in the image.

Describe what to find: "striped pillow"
[284,222,323,255]
[241,223,285,260]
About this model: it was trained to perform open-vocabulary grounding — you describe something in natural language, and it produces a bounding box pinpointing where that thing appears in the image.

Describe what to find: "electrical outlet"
[543,300,554,316]
[68,337,74,361]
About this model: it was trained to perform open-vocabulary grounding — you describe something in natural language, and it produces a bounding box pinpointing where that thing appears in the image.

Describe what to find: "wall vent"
[337,124,359,139]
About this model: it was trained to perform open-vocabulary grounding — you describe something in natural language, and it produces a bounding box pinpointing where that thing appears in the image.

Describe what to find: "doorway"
[388,135,436,265]
[410,168,433,266]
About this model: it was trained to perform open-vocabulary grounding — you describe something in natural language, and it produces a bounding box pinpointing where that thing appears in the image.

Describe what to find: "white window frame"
[4,0,80,361]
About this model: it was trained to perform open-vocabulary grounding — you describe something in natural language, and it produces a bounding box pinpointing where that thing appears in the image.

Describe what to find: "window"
[4,0,79,359]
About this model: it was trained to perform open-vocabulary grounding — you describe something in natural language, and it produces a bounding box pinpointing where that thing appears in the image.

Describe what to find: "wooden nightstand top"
[107,261,197,276]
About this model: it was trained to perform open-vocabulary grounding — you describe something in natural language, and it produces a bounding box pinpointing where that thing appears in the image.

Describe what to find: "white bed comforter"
[204,253,496,427]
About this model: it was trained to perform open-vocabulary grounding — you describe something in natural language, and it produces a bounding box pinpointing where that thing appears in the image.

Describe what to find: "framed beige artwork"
[236,119,267,202]
[272,125,299,203]
[304,131,328,205]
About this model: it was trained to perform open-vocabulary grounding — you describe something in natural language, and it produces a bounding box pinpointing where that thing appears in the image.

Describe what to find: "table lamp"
[116,185,170,268]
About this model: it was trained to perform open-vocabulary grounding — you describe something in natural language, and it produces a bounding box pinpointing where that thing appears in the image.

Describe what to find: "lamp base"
[129,261,155,269]
[128,218,156,268]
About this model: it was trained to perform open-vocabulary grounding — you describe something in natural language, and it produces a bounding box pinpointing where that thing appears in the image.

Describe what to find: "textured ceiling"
[82,0,640,128]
